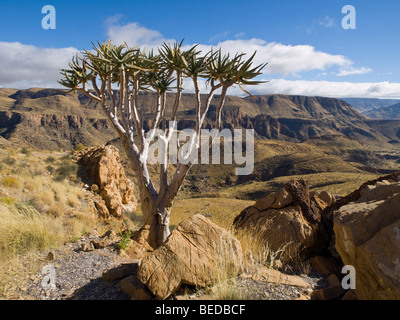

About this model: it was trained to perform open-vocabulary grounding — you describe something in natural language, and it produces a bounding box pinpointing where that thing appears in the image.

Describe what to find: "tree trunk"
[139,195,170,249]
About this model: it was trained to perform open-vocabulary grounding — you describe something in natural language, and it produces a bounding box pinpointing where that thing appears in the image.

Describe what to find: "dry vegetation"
[0,134,396,299]
[0,147,124,295]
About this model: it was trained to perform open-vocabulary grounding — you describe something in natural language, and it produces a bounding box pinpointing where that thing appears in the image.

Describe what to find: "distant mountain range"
[1,88,400,152]
[341,97,400,120]
[363,103,400,120]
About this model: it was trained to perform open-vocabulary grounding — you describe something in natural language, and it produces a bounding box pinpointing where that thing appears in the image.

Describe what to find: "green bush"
[54,163,79,181]
[45,156,56,164]
[20,148,31,156]
[0,196,16,205]
[4,157,16,166]
[74,143,85,151]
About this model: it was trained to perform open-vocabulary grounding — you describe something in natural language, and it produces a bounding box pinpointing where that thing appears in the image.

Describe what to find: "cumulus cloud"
[197,39,351,76]
[0,19,396,99]
[318,16,335,28]
[106,19,174,48]
[235,79,400,99]
[105,21,373,78]
[337,66,373,76]
[0,41,78,88]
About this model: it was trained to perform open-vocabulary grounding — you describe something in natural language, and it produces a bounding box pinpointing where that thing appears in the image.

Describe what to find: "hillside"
[365,102,400,119]
[341,97,400,114]
[2,88,400,154]
[1,88,400,301]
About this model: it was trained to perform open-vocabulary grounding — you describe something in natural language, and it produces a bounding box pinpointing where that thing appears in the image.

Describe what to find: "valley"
[1,87,400,300]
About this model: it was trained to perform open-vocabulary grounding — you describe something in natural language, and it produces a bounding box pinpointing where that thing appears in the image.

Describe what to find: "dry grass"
[0,148,121,295]
[0,202,65,260]
[219,171,380,200]
[131,197,254,231]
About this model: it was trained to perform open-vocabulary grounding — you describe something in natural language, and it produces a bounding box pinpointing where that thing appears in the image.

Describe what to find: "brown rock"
[91,230,118,249]
[234,180,331,259]
[327,274,341,287]
[120,275,153,300]
[333,180,400,300]
[124,225,154,259]
[311,285,346,300]
[80,240,94,252]
[342,289,357,300]
[93,197,110,219]
[102,262,140,282]
[235,206,320,259]
[243,267,309,288]
[295,294,311,300]
[254,188,293,211]
[137,214,243,300]
[46,251,55,261]
[76,146,137,218]
[310,256,341,277]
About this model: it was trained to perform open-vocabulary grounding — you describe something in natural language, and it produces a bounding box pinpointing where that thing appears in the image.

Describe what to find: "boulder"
[120,275,154,300]
[311,285,346,300]
[102,262,140,282]
[241,267,310,288]
[124,225,154,260]
[233,180,333,258]
[137,214,243,299]
[75,146,137,218]
[333,179,400,300]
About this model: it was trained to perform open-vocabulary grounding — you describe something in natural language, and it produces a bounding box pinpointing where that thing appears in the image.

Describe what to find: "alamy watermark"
[342,5,356,30]
[341,265,356,289]
[145,125,255,176]
[41,5,56,30]
[41,264,56,290]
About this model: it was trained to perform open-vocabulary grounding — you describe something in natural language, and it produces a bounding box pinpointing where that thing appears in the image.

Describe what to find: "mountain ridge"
[1,88,400,153]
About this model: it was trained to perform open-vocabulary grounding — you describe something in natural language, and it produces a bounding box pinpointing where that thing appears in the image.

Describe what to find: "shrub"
[2,176,22,188]
[46,165,55,174]
[45,156,56,164]
[74,143,85,151]
[20,147,31,156]
[0,196,16,205]
[3,157,16,166]
[117,230,133,251]
[55,163,79,181]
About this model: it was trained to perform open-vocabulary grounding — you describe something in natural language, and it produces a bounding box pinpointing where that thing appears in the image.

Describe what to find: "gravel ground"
[21,241,131,300]
[2,236,328,301]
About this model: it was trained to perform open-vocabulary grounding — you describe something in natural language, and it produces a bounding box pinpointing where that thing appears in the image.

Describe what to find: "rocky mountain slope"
[341,98,400,114]
[365,102,400,120]
[2,88,400,153]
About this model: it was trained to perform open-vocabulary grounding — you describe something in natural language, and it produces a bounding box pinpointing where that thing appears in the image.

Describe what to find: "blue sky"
[0,0,399,98]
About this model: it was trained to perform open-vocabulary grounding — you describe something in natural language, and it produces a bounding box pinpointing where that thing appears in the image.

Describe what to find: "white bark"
[79,68,233,249]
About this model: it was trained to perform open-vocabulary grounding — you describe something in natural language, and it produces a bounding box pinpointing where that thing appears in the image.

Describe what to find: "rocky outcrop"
[333,177,400,300]
[0,110,113,150]
[75,146,137,219]
[233,180,334,259]
[137,214,243,299]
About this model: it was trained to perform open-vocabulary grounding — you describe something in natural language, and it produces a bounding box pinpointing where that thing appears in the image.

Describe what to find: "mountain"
[1,88,400,153]
[364,102,400,119]
[341,97,400,114]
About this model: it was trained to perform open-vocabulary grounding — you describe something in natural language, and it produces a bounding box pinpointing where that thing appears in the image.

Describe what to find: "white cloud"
[200,39,351,76]
[234,32,246,39]
[318,16,335,28]
[0,42,78,88]
[337,66,373,76]
[209,31,230,43]
[106,19,173,48]
[235,79,400,99]
[105,21,364,77]
[0,20,397,99]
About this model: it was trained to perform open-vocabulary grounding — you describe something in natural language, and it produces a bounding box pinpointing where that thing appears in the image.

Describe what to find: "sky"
[0,0,399,98]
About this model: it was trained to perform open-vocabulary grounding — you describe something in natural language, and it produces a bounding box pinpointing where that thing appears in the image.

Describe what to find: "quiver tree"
[59,40,267,249]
